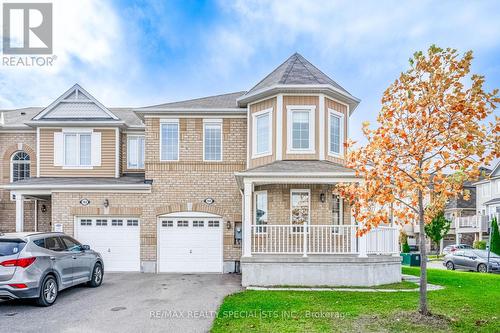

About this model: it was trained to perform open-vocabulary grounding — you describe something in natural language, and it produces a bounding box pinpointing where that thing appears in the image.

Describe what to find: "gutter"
[3,183,152,191]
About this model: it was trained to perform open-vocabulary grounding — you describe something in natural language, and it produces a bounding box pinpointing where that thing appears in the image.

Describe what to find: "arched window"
[11,151,30,182]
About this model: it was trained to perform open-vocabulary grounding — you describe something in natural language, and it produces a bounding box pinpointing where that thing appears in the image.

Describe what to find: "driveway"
[0,273,242,333]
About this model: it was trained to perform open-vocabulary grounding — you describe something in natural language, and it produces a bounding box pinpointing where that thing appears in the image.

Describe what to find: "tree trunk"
[418,190,429,315]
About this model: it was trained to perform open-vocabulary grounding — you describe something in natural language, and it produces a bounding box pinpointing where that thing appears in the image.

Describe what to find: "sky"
[1,0,499,152]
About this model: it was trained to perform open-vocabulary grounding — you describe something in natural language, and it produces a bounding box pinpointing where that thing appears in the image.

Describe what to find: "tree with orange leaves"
[338,45,499,315]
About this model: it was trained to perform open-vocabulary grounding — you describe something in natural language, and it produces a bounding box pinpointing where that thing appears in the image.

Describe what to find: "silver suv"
[0,232,104,306]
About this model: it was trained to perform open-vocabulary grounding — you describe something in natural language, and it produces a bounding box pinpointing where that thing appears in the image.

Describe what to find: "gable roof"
[32,84,119,121]
[246,53,351,95]
[138,91,247,111]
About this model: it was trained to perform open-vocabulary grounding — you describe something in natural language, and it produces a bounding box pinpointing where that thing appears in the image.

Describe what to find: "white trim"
[126,134,145,169]
[290,189,311,228]
[159,119,180,162]
[203,119,223,162]
[10,151,31,183]
[4,184,151,191]
[276,94,283,160]
[286,105,316,154]
[136,107,245,113]
[318,94,325,160]
[115,128,120,178]
[36,127,40,177]
[327,108,345,157]
[246,106,250,168]
[251,108,273,158]
[33,84,119,120]
[159,211,222,218]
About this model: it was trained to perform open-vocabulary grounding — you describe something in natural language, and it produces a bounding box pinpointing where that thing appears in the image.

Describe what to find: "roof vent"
[20,112,26,115]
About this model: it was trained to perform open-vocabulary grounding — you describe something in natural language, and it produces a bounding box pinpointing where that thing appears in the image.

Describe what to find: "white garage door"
[158,213,223,273]
[75,217,140,272]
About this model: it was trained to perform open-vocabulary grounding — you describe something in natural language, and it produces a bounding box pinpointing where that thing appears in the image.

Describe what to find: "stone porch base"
[241,254,401,287]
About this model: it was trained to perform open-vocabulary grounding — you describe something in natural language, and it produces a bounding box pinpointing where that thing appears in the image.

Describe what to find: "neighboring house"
[475,162,500,218]
[403,167,494,251]
[0,53,400,287]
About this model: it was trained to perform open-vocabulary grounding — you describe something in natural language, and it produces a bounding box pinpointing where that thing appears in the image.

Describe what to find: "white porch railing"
[250,224,399,255]
[454,214,497,232]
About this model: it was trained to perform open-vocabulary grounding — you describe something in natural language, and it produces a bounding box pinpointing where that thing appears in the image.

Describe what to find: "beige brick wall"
[254,184,352,225]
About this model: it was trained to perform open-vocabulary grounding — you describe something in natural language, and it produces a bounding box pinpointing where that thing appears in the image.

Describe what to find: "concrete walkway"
[246,275,443,292]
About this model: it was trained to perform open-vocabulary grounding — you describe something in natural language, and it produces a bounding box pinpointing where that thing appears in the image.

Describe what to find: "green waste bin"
[400,253,421,266]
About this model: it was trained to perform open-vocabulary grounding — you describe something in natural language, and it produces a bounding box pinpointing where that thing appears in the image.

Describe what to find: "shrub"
[402,240,411,253]
[473,240,486,250]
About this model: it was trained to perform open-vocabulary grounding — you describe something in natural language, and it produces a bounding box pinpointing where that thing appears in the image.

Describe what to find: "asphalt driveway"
[0,273,242,333]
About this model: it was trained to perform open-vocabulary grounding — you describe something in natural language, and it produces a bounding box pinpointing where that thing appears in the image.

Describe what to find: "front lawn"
[212,268,500,332]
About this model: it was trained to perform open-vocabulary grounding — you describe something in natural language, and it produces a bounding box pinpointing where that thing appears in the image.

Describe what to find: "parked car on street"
[443,249,500,273]
[442,244,473,255]
[0,232,104,306]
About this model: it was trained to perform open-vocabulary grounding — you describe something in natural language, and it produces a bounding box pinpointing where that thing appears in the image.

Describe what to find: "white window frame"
[159,119,180,162]
[483,183,490,197]
[331,194,344,234]
[252,108,273,158]
[254,190,268,234]
[203,119,223,162]
[10,151,30,182]
[328,108,344,157]
[290,189,311,233]
[63,132,92,168]
[286,105,316,154]
[127,134,145,169]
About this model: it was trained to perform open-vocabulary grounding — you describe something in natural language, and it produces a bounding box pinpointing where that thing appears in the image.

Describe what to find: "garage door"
[75,217,140,272]
[158,213,223,273]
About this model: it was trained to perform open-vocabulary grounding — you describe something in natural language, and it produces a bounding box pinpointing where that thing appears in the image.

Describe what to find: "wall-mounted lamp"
[320,192,326,203]
[103,199,109,208]
[226,221,232,230]
[41,204,47,213]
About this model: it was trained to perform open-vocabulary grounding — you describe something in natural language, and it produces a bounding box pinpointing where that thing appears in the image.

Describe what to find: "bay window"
[287,106,315,153]
[328,109,344,156]
[127,135,145,169]
[160,121,179,161]
[252,108,272,157]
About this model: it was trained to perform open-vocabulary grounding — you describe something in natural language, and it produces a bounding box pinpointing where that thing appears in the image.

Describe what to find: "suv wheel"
[446,261,455,270]
[477,263,487,273]
[36,275,58,306]
[87,263,103,287]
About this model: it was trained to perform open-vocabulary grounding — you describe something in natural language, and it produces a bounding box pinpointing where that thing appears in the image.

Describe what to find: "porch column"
[15,193,24,232]
[242,180,253,257]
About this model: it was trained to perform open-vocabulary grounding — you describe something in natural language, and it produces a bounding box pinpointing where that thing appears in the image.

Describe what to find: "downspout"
[34,200,38,232]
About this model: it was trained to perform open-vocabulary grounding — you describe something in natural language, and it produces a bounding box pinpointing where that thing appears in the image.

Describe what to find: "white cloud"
[0,0,145,108]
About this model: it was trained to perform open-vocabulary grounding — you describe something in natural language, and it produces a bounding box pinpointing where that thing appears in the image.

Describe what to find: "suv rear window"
[0,240,26,256]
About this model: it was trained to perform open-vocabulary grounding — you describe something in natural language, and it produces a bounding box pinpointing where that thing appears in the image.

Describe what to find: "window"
[127,219,139,226]
[254,191,268,233]
[162,220,173,227]
[204,121,222,161]
[482,184,490,197]
[96,219,107,226]
[44,237,66,252]
[328,110,344,156]
[252,109,272,157]
[160,121,179,161]
[177,220,189,227]
[332,194,343,233]
[61,236,82,252]
[127,135,145,169]
[290,190,310,232]
[193,220,204,227]
[64,133,91,166]
[208,220,220,227]
[111,219,123,226]
[80,219,92,226]
[287,106,315,153]
[11,151,30,182]
[33,238,45,248]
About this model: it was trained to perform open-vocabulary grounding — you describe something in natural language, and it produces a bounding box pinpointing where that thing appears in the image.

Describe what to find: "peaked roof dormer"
[237,52,360,112]
[32,84,119,121]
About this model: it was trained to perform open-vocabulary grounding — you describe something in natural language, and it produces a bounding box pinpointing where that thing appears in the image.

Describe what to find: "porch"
[235,160,402,287]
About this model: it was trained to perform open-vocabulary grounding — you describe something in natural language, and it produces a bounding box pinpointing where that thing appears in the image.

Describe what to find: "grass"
[211,268,500,333]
